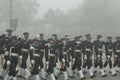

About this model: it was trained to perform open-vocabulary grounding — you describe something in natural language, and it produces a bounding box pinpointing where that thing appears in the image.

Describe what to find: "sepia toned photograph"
[0,0,120,80]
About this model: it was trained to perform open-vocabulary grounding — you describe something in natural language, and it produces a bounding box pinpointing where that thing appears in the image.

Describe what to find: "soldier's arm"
[45,46,49,62]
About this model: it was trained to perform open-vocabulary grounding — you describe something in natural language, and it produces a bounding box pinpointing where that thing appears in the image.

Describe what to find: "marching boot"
[41,68,47,80]
[35,74,40,80]
[17,67,23,78]
[53,67,60,78]
[4,74,10,80]
[13,77,17,80]
[100,69,107,77]
[78,70,86,80]
[0,68,5,79]
[67,67,74,78]
[25,69,31,80]
[91,66,97,74]
[50,73,56,80]
[63,71,69,80]
[110,68,117,77]
[89,69,95,78]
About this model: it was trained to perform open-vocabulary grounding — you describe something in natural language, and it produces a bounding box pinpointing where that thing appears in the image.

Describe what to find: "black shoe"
[17,75,24,78]
[90,75,96,78]
[81,77,86,80]
[116,70,119,73]
[94,70,97,74]
[109,71,111,73]
[41,79,46,80]
[83,71,87,74]
[68,76,75,78]
[112,73,118,77]
[102,74,107,77]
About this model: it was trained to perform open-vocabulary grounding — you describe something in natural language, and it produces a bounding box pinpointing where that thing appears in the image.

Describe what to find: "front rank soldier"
[64,35,74,78]
[17,32,31,79]
[4,36,20,80]
[45,38,58,80]
[93,35,107,77]
[82,34,95,78]
[104,36,117,76]
[38,34,47,80]
[0,29,13,78]
[58,38,69,80]
[29,38,42,80]
[52,34,61,78]
[71,36,85,80]
[113,36,120,73]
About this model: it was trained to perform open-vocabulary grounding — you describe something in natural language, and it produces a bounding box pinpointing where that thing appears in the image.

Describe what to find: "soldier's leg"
[21,52,28,69]
[62,57,69,80]
[76,59,85,80]
[99,58,107,77]
[67,62,74,78]
[87,59,95,78]
[18,52,29,77]
[31,57,41,80]
[49,57,56,80]
[104,57,108,68]
[109,59,117,76]
[39,56,47,80]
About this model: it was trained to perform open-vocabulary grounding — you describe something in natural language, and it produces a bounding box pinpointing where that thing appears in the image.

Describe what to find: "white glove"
[30,46,35,50]
[62,58,65,63]
[46,61,49,65]
[31,60,35,64]
[5,51,9,56]
[97,54,100,58]
[19,55,23,59]
[115,55,117,57]
[84,55,87,59]
[107,55,110,58]
[7,60,11,66]
[73,58,75,61]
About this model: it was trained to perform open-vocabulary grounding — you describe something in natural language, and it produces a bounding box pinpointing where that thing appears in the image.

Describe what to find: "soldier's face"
[62,40,66,44]
[8,32,12,36]
[50,40,54,44]
[40,36,44,39]
[86,36,91,40]
[75,38,80,41]
[66,38,70,42]
[97,36,102,40]
[24,34,29,39]
[34,41,39,44]
[12,39,17,43]
[108,38,112,41]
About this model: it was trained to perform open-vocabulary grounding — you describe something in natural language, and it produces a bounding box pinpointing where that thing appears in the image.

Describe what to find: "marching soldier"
[113,36,120,73]
[17,32,31,79]
[93,35,107,77]
[0,29,13,78]
[29,38,42,80]
[64,35,74,78]
[45,38,58,80]
[104,36,117,76]
[58,38,69,80]
[39,34,47,80]
[71,36,85,80]
[4,36,20,80]
[82,34,95,78]
[52,34,61,79]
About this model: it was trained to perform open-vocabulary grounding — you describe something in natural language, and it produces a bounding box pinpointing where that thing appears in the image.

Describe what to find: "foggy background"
[0,0,120,40]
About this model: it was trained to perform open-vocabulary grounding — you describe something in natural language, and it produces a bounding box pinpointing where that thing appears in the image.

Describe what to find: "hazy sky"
[38,0,85,17]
